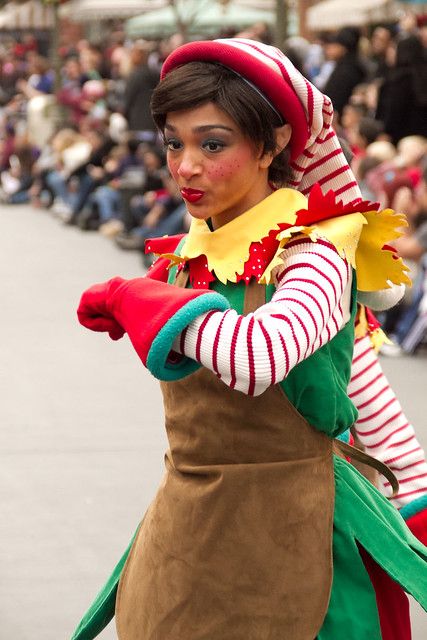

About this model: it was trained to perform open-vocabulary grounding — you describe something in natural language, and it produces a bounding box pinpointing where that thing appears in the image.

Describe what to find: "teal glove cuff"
[400,495,427,520]
[146,292,230,381]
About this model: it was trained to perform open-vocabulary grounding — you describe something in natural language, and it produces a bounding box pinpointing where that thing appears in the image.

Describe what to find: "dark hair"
[150,61,291,187]
[396,35,425,68]
[358,117,384,145]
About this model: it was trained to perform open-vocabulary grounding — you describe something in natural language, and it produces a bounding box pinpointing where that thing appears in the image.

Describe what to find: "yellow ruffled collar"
[160,186,410,292]
[164,188,306,284]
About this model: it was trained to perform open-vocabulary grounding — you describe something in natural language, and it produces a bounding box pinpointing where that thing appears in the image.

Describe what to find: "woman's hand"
[77,277,126,340]
[77,275,229,375]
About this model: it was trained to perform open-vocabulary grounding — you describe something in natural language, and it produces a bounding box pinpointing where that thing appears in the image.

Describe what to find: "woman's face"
[165,102,273,229]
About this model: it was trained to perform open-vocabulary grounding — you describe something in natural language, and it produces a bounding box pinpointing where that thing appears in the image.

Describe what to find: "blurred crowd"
[0,12,426,353]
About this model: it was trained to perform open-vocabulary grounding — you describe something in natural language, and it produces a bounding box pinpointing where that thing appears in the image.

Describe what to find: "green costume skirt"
[71,456,427,640]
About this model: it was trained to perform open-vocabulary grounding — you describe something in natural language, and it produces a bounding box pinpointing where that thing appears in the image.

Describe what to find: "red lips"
[180,188,205,203]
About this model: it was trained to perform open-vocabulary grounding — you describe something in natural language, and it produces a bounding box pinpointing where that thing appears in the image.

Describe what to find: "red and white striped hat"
[162,38,362,205]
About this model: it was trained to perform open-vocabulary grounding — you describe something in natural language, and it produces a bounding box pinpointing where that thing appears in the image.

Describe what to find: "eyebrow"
[164,123,234,133]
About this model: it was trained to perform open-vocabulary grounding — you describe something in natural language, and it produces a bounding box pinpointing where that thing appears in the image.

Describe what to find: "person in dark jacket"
[122,40,159,142]
[323,27,366,118]
[376,35,427,145]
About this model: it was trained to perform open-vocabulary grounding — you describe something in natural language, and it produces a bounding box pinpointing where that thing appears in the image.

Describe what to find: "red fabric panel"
[359,546,411,640]
[405,509,427,547]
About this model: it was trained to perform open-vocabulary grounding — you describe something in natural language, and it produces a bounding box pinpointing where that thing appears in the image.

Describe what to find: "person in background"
[368,25,395,81]
[15,55,53,99]
[376,35,427,145]
[122,40,159,144]
[323,27,367,118]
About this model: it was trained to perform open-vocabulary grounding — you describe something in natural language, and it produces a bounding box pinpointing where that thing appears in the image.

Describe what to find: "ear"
[275,123,292,156]
[259,124,292,169]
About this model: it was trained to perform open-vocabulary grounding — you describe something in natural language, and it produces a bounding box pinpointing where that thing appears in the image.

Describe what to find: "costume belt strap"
[334,439,399,499]
[175,268,190,288]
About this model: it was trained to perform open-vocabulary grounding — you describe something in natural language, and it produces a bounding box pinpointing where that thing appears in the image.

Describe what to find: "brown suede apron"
[116,276,335,640]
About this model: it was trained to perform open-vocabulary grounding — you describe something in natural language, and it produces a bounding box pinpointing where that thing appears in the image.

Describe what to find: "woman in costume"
[74,39,427,639]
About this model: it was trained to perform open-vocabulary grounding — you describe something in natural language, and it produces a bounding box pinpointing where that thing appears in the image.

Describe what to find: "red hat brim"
[161,40,309,161]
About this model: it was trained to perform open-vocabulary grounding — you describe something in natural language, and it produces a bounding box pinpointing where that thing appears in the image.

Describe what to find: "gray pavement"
[1,204,426,639]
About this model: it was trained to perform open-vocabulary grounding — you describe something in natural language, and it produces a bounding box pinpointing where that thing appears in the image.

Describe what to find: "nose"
[176,149,202,180]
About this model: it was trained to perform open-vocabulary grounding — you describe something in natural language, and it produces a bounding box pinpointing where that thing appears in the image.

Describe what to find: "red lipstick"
[180,188,205,203]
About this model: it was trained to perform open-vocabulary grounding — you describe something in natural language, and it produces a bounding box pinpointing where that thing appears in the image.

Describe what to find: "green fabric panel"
[318,457,382,640]
[332,456,427,608]
[320,455,427,638]
[70,529,139,640]
[318,514,381,640]
[211,280,247,314]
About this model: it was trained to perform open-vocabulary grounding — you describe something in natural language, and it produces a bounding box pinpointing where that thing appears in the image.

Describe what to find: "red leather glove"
[77,275,230,379]
[77,277,126,341]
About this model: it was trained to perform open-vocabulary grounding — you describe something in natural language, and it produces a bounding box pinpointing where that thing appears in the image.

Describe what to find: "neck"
[211,182,274,230]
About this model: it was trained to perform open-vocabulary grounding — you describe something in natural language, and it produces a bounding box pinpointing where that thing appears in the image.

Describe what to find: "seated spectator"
[30,128,89,209]
[56,57,86,126]
[106,144,165,237]
[15,55,53,99]
[0,136,36,204]
[341,103,367,148]
[0,122,16,171]
[81,139,142,233]
[380,158,427,354]
[80,80,108,122]
[46,123,115,224]
[347,116,384,159]
[365,135,426,208]
[114,172,185,261]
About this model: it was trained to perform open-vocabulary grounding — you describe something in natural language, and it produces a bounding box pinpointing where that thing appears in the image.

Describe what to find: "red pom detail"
[295,183,380,227]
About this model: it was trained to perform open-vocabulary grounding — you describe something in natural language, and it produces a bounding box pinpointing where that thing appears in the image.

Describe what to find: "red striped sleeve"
[229,315,243,390]
[259,319,276,385]
[356,397,397,424]
[212,310,229,376]
[196,310,216,363]
[356,384,390,411]
[356,411,403,436]
[271,313,301,362]
[246,316,256,395]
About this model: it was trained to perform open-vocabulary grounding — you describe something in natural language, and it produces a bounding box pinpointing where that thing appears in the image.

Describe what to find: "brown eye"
[202,140,225,153]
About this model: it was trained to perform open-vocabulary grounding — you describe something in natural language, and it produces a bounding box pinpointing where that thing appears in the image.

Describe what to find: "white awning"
[0,0,54,30]
[306,0,399,30]
[59,0,167,22]
[60,0,277,23]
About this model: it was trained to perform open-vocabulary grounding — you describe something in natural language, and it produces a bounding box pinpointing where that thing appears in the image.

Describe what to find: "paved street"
[1,204,426,639]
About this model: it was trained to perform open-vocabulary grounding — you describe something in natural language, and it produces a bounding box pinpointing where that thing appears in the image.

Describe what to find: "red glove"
[77,275,230,379]
[77,277,126,341]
